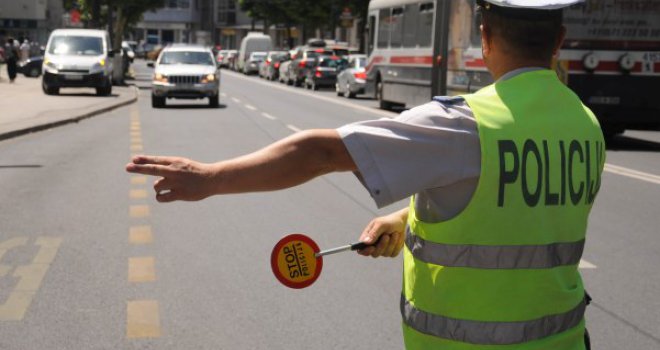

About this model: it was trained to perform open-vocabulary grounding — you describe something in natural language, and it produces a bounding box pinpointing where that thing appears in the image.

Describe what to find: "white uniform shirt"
[337,68,543,222]
[338,99,480,222]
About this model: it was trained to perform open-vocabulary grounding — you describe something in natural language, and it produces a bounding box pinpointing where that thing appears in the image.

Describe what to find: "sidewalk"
[0,75,137,141]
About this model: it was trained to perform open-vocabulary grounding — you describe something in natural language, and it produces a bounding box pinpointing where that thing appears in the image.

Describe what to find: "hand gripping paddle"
[270,233,375,289]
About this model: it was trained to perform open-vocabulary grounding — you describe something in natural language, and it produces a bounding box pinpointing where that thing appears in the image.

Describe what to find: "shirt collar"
[498,67,547,82]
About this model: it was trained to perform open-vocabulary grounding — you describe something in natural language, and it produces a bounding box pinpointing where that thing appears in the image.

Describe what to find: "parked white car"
[336,54,367,98]
[150,45,220,108]
[42,29,114,96]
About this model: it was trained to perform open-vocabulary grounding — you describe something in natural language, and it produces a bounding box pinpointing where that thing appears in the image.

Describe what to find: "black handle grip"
[350,236,383,251]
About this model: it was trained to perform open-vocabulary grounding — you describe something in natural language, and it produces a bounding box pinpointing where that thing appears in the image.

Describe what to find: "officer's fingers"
[155,189,177,203]
[371,234,391,258]
[131,155,175,166]
[383,232,399,257]
[390,232,406,257]
[153,177,171,193]
[126,163,173,177]
[358,246,375,257]
[359,220,378,244]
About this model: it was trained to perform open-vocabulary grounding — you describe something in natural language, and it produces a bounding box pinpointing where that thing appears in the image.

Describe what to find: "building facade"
[131,0,363,51]
[134,0,203,45]
[0,0,64,45]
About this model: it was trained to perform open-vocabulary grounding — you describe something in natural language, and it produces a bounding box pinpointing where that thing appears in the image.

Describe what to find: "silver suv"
[150,45,220,108]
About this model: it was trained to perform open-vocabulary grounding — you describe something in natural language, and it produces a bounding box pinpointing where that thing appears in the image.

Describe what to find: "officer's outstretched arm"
[357,208,409,258]
[125,129,357,203]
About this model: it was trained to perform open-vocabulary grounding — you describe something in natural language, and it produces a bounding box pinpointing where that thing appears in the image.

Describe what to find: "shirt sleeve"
[337,100,481,208]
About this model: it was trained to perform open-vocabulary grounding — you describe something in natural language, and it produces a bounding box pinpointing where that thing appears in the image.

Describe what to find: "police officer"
[126,1,604,349]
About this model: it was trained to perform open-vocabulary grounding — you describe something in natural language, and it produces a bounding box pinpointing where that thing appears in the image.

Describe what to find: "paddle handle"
[315,237,382,258]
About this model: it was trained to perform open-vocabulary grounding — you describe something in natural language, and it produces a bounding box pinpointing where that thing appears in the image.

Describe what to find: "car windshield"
[319,58,347,68]
[250,53,266,61]
[160,51,214,65]
[48,36,103,56]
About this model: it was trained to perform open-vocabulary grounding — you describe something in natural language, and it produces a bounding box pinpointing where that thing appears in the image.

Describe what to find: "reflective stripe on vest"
[401,295,587,345]
[405,227,585,269]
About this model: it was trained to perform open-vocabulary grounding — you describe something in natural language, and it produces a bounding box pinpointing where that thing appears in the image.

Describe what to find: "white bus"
[365,0,660,135]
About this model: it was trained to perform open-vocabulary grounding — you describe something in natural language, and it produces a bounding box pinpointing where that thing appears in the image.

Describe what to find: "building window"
[168,0,190,9]
[218,0,236,25]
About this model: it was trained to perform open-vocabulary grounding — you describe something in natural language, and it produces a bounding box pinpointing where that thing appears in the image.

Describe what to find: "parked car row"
[217,39,368,99]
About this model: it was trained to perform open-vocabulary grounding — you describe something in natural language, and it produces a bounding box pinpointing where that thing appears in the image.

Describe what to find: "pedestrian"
[4,38,20,83]
[126,0,604,349]
[20,39,30,63]
[0,46,5,82]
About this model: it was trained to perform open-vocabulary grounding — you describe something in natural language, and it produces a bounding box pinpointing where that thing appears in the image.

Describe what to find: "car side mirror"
[147,61,155,68]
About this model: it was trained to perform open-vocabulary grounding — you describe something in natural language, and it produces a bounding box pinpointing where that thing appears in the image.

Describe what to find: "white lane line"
[220,92,227,97]
[245,104,257,111]
[231,97,241,103]
[286,124,302,132]
[604,163,660,185]
[261,112,277,120]
[223,70,396,118]
[579,259,597,269]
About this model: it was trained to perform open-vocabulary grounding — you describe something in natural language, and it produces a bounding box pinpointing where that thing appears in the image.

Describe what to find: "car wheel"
[346,84,355,99]
[377,77,392,110]
[151,95,165,108]
[209,95,219,108]
[96,78,112,96]
[336,83,344,96]
[42,82,59,95]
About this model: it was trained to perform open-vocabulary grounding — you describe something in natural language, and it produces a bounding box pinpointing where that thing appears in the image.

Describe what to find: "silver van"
[237,32,272,74]
[42,29,114,96]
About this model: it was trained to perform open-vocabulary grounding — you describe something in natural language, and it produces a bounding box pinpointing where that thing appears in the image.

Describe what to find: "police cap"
[477,0,583,19]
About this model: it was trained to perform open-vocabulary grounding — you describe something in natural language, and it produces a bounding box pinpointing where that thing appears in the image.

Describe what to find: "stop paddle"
[270,233,375,289]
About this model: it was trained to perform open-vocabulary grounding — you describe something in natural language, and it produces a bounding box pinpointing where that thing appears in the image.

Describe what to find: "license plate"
[64,74,83,81]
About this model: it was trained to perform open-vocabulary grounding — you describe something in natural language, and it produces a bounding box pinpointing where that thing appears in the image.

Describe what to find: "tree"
[239,0,370,49]
[70,0,165,83]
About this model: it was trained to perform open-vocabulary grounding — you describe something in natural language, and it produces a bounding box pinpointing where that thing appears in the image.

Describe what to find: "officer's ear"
[480,24,492,58]
[552,25,567,58]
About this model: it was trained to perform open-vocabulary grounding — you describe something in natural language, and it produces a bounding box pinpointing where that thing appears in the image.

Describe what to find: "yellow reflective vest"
[402,70,605,349]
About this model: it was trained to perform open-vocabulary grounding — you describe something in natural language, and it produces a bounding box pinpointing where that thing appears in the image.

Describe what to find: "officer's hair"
[479,5,563,62]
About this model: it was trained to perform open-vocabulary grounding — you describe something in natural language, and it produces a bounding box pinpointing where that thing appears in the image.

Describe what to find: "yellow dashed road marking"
[129,226,153,244]
[130,205,150,218]
[126,300,161,338]
[128,257,156,283]
[130,144,144,152]
[130,189,148,199]
[131,176,148,185]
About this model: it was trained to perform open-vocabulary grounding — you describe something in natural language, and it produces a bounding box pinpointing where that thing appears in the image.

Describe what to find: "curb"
[0,86,139,142]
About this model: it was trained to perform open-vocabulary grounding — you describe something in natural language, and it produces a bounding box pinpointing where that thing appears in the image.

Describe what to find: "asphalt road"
[0,61,658,349]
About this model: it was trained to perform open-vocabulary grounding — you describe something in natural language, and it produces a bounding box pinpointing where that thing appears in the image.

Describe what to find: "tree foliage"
[67,0,165,48]
[239,0,369,46]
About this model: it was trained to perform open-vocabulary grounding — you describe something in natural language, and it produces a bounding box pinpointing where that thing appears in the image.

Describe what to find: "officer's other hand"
[357,208,408,258]
[125,155,215,202]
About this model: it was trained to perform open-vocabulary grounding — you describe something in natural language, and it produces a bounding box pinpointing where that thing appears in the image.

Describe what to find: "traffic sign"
[270,234,322,289]
[270,234,376,289]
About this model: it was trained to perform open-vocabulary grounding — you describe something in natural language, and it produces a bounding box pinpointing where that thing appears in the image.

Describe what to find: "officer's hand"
[357,208,409,258]
[125,155,216,202]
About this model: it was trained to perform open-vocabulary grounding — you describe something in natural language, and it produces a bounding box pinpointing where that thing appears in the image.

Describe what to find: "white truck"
[237,32,272,74]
